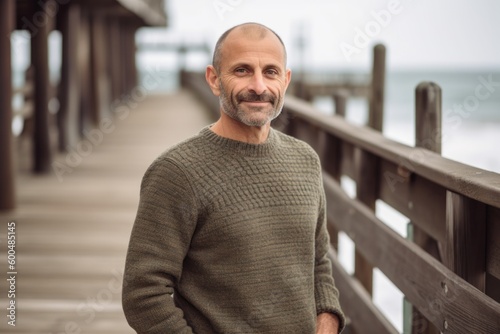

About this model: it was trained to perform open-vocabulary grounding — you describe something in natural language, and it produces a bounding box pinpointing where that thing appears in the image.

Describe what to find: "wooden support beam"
[0,0,16,209]
[31,0,54,173]
[57,2,81,151]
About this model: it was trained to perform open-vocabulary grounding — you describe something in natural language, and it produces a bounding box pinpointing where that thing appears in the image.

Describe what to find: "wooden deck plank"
[0,90,213,333]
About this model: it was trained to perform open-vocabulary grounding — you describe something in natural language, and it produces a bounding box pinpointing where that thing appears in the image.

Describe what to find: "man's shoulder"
[146,129,210,173]
[274,129,319,158]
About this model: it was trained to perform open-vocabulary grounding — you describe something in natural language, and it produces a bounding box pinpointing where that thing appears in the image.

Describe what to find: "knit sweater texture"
[123,126,345,333]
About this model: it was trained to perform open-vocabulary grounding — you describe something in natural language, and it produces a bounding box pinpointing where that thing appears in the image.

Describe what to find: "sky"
[136,0,500,72]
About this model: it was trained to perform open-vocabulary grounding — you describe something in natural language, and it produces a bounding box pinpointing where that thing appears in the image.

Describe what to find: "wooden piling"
[78,8,92,131]
[368,44,385,132]
[108,18,122,103]
[90,14,111,125]
[0,0,16,209]
[333,89,348,118]
[122,23,139,93]
[31,0,54,173]
[57,2,81,151]
[413,82,443,262]
[411,82,443,334]
[415,82,442,153]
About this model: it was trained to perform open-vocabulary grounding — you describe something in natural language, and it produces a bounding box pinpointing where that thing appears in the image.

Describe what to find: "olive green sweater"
[123,126,345,333]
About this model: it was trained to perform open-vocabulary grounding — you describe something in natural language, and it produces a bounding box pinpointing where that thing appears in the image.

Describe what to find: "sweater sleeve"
[314,173,346,332]
[122,157,198,334]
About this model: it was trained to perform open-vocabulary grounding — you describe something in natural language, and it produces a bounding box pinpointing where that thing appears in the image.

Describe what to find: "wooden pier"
[0,90,213,333]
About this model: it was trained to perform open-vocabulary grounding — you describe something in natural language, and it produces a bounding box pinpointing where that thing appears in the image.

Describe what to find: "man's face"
[215,30,291,127]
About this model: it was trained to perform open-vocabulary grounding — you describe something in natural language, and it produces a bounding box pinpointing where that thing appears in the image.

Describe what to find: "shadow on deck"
[0,90,213,333]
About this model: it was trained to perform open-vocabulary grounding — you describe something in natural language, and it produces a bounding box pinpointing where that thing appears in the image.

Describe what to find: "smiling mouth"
[242,100,270,104]
[237,92,274,105]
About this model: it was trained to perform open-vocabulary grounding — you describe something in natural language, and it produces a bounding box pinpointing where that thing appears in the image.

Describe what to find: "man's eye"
[266,69,278,76]
[235,68,247,74]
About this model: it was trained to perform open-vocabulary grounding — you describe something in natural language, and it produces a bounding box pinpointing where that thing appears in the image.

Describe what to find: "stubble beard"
[218,81,284,127]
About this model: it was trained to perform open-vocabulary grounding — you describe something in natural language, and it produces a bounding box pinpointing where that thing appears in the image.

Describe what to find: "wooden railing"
[182,71,500,333]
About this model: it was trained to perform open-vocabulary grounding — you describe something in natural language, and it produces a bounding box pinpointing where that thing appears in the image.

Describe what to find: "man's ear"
[284,68,292,92]
[205,65,221,96]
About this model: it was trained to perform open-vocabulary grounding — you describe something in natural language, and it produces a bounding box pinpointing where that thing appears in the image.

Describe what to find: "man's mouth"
[241,100,270,104]
[237,92,274,105]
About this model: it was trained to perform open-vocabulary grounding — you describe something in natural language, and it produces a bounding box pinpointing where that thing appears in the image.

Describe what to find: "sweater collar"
[200,126,278,158]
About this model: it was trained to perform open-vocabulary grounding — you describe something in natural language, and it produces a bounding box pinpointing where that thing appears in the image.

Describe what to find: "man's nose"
[248,73,267,95]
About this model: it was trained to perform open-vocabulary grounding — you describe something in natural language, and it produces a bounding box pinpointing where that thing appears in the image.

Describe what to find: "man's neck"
[210,114,270,144]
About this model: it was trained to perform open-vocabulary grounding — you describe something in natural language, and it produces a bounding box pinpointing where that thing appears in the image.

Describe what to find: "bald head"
[212,23,287,72]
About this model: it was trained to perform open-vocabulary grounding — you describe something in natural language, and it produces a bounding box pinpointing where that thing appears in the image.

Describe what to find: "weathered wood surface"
[368,44,386,133]
[488,207,500,281]
[0,0,16,209]
[324,174,500,333]
[57,1,81,151]
[0,91,212,333]
[31,0,54,173]
[328,249,398,334]
[413,82,443,333]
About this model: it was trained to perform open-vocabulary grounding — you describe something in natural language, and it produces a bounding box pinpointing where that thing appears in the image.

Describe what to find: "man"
[123,22,345,333]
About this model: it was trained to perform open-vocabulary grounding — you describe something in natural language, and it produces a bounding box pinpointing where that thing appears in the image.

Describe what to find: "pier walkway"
[0,90,213,333]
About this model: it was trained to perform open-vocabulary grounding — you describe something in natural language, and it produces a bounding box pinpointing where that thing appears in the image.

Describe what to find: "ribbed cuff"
[316,287,346,333]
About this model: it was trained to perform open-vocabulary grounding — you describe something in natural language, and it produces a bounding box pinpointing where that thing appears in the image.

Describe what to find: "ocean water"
[311,70,500,173]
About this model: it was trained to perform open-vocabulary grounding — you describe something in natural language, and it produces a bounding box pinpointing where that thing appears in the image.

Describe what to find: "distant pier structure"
[0,0,167,209]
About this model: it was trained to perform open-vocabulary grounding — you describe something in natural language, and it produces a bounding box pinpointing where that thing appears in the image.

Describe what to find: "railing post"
[410,82,443,334]
[414,82,442,260]
[368,44,385,132]
[415,82,442,153]
[437,61,486,293]
[32,0,55,173]
[0,0,16,209]
[354,150,377,296]
[352,45,385,296]
[333,89,348,118]
[322,89,349,251]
